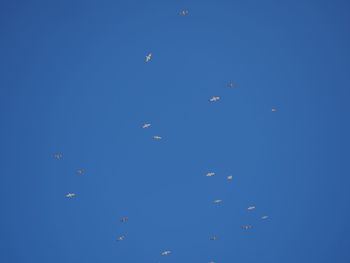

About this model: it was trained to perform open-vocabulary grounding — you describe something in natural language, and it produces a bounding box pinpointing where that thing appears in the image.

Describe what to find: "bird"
[272,107,277,112]
[76,169,85,175]
[142,123,151,129]
[66,193,76,198]
[227,81,236,88]
[179,9,189,16]
[242,225,252,230]
[210,235,218,241]
[227,175,233,180]
[206,172,215,177]
[213,199,223,204]
[117,235,125,241]
[209,96,220,102]
[53,153,63,160]
[120,216,128,223]
[161,250,171,256]
[153,135,162,140]
[145,53,152,62]
[261,215,269,220]
[247,206,256,211]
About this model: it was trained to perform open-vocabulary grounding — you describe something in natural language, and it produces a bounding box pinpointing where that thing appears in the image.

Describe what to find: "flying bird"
[153,136,162,140]
[213,199,223,204]
[210,235,218,241]
[209,96,220,102]
[161,250,171,256]
[66,193,76,198]
[53,153,63,160]
[142,123,151,129]
[247,206,256,211]
[117,235,125,241]
[179,9,189,16]
[227,81,236,88]
[227,175,233,180]
[145,53,152,62]
[242,225,252,230]
[272,107,277,112]
[76,169,85,175]
[120,216,128,223]
[206,172,215,177]
[261,215,269,220]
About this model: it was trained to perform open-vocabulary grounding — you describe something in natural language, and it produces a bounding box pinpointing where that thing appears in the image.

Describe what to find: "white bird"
[117,235,125,241]
[145,53,152,62]
[209,96,220,102]
[153,135,162,140]
[210,235,218,241]
[142,123,151,129]
[53,153,63,160]
[66,193,76,198]
[227,175,233,180]
[179,9,189,16]
[227,82,236,88]
[272,107,277,112]
[206,172,215,177]
[161,250,171,256]
[261,215,269,220]
[242,225,252,230]
[247,206,256,211]
[213,199,222,204]
[76,169,85,175]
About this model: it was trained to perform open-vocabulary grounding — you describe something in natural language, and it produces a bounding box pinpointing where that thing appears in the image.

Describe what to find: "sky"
[1,0,350,262]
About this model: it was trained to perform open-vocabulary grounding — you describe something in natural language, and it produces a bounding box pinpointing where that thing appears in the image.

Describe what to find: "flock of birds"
[53,9,277,262]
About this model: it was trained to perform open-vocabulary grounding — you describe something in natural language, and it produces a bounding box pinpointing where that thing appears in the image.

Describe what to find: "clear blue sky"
[1,0,350,262]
